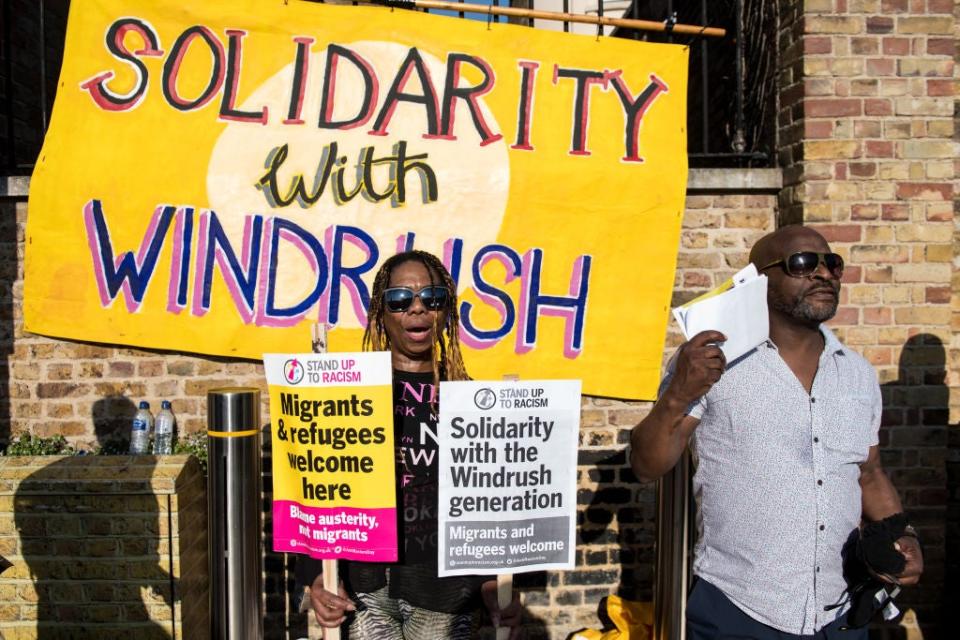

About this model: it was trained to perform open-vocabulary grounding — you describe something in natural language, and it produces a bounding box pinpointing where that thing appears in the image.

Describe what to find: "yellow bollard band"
[207,429,259,438]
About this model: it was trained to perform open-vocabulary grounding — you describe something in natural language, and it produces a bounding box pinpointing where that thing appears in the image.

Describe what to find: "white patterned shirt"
[661,326,881,634]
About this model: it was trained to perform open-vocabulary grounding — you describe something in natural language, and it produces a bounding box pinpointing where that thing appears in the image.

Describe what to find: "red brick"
[926,37,955,56]
[881,203,910,220]
[36,383,90,399]
[804,37,832,54]
[881,0,907,10]
[926,79,953,96]
[814,224,862,242]
[864,99,892,115]
[831,307,860,325]
[109,362,135,377]
[805,98,862,117]
[882,37,910,55]
[865,140,894,157]
[848,162,876,177]
[895,182,952,200]
[926,286,950,303]
[138,361,164,377]
[841,265,862,283]
[866,58,895,76]
[805,121,834,138]
[927,0,953,13]
[863,347,892,366]
[835,163,847,180]
[683,272,712,288]
[864,307,892,325]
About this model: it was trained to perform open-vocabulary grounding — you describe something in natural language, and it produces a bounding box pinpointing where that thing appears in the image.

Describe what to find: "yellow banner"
[25,0,688,399]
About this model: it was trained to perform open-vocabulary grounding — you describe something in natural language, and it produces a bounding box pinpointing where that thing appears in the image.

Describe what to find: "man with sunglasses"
[630,225,923,639]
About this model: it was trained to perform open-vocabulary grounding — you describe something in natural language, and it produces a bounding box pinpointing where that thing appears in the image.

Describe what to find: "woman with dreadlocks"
[298,250,521,639]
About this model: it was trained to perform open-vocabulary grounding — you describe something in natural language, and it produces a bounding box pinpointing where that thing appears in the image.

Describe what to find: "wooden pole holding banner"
[365,0,727,38]
[312,323,340,640]
[496,373,520,640]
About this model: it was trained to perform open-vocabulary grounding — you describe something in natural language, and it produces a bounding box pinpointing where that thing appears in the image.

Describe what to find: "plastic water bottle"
[153,401,176,455]
[130,401,153,455]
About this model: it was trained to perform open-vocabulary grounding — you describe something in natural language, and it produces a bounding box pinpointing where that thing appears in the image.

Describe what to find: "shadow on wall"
[947,369,960,638]
[579,449,656,607]
[877,334,950,640]
[261,422,307,640]
[14,395,173,638]
[91,394,139,451]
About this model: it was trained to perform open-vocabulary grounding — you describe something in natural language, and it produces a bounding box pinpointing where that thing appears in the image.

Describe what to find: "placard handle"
[496,573,513,640]
[496,373,520,640]
[312,324,341,640]
[322,561,340,640]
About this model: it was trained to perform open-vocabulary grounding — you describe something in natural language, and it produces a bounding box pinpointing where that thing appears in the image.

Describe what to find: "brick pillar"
[777,0,957,631]
[777,0,808,227]
[946,0,960,623]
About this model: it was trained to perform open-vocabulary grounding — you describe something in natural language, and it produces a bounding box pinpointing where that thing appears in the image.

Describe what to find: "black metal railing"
[1,0,69,174]
[612,0,777,167]
[1,0,775,175]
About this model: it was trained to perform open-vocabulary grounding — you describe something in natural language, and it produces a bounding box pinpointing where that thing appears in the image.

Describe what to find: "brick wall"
[2,173,779,640]
[778,0,958,633]
[0,455,208,639]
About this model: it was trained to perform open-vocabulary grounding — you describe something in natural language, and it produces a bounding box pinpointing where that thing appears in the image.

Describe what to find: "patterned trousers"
[346,586,475,640]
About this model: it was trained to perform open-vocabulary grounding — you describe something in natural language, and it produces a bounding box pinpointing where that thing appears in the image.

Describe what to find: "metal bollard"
[208,388,263,640]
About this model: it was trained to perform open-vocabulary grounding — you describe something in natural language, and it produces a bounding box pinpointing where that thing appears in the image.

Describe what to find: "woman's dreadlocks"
[362,250,469,387]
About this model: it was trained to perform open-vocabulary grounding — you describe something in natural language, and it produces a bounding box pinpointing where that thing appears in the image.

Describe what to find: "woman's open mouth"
[404,324,433,342]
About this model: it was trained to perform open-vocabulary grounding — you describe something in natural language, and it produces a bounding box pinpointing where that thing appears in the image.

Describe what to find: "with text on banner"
[437,380,580,576]
[264,351,397,561]
[24,0,689,400]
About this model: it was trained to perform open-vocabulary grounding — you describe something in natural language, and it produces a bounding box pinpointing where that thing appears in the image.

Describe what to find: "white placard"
[438,380,580,576]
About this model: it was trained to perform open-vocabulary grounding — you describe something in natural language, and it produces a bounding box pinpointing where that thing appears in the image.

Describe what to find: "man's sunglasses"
[383,285,449,312]
[758,251,844,279]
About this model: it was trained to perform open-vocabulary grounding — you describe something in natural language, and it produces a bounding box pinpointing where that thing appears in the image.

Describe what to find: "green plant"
[3,430,208,473]
[173,431,208,472]
[3,433,76,456]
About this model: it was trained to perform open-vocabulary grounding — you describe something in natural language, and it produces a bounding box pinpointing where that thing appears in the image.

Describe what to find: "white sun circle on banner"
[207,41,510,328]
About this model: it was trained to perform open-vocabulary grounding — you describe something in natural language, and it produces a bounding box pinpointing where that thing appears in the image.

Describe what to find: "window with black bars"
[1,0,776,174]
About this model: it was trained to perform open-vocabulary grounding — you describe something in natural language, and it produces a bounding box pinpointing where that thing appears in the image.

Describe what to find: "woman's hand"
[308,574,356,628]
[481,579,522,639]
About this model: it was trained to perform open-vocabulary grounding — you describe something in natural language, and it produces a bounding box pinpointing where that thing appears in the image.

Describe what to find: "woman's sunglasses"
[759,251,844,279]
[383,285,449,313]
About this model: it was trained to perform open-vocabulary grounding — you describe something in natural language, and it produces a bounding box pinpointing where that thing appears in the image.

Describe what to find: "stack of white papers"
[672,264,769,362]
